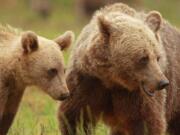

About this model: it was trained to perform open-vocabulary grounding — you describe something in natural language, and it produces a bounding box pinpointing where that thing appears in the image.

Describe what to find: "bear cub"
[0,25,74,135]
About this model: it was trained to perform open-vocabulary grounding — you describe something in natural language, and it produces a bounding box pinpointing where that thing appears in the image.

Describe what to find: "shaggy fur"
[58,3,180,135]
[0,25,74,135]
[160,19,180,135]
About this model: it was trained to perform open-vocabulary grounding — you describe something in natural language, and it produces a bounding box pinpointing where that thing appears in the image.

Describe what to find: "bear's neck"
[5,53,27,91]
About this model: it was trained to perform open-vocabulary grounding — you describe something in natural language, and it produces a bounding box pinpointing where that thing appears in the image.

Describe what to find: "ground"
[0,0,179,135]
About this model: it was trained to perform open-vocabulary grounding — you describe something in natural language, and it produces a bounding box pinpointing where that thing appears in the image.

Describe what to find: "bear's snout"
[157,79,169,90]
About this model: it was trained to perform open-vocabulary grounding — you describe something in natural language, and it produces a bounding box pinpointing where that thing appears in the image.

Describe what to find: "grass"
[8,87,59,135]
[0,0,179,134]
[8,88,109,135]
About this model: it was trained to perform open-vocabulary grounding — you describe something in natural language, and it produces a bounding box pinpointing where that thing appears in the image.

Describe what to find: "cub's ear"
[145,11,162,33]
[54,31,74,51]
[97,14,112,38]
[21,31,38,54]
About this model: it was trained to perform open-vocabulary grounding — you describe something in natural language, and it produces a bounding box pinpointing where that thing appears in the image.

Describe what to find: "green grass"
[8,88,109,135]
[0,0,179,134]
[8,88,59,135]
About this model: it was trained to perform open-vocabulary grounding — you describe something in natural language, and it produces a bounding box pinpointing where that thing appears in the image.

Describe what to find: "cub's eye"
[139,56,149,65]
[48,68,58,78]
[157,56,160,62]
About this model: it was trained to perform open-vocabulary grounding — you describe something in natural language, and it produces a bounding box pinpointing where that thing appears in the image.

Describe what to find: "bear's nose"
[58,93,70,101]
[157,80,169,90]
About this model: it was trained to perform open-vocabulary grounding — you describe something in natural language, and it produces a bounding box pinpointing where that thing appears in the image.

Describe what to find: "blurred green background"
[0,0,179,134]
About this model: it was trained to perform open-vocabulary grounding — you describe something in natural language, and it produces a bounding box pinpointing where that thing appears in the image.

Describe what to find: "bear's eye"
[48,68,58,78]
[139,56,149,66]
[157,56,160,62]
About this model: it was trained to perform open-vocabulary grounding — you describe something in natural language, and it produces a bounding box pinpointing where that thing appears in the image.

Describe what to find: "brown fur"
[58,3,180,135]
[0,25,74,135]
[160,20,180,135]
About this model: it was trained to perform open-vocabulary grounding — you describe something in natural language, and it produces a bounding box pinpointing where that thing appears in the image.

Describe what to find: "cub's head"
[18,31,74,100]
[92,11,169,96]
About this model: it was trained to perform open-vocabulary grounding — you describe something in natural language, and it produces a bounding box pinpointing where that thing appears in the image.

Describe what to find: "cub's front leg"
[0,81,10,135]
[0,80,9,124]
[0,90,24,135]
[0,75,24,135]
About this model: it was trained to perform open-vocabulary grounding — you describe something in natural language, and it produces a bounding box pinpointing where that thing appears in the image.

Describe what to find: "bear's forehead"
[116,21,151,36]
[108,12,142,26]
[107,13,154,35]
[36,36,63,56]
[113,28,157,46]
[108,15,156,38]
[111,32,159,55]
[38,36,59,48]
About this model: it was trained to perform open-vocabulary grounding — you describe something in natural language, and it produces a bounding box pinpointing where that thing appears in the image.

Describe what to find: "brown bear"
[58,3,180,135]
[0,25,74,135]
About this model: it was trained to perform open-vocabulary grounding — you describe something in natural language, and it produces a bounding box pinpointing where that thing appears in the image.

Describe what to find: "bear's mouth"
[140,82,155,97]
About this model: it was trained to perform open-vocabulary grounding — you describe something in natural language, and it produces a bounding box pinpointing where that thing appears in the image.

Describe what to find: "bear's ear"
[97,14,112,38]
[21,31,38,54]
[145,11,162,33]
[54,31,74,51]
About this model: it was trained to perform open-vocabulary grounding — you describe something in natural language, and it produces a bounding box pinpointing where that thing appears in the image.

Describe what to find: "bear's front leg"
[59,103,97,135]
[109,129,124,135]
[0,90,24,135]
[146,112,166,135]
[142,92,167,135]
[109,120,144,135]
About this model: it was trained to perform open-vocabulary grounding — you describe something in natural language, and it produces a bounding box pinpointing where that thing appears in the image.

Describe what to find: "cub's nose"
[58,93,70,101]
[157,80,169,90]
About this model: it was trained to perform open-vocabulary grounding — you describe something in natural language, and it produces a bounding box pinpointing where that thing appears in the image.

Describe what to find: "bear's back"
[0,25,19,49]
[0,27,20,61]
